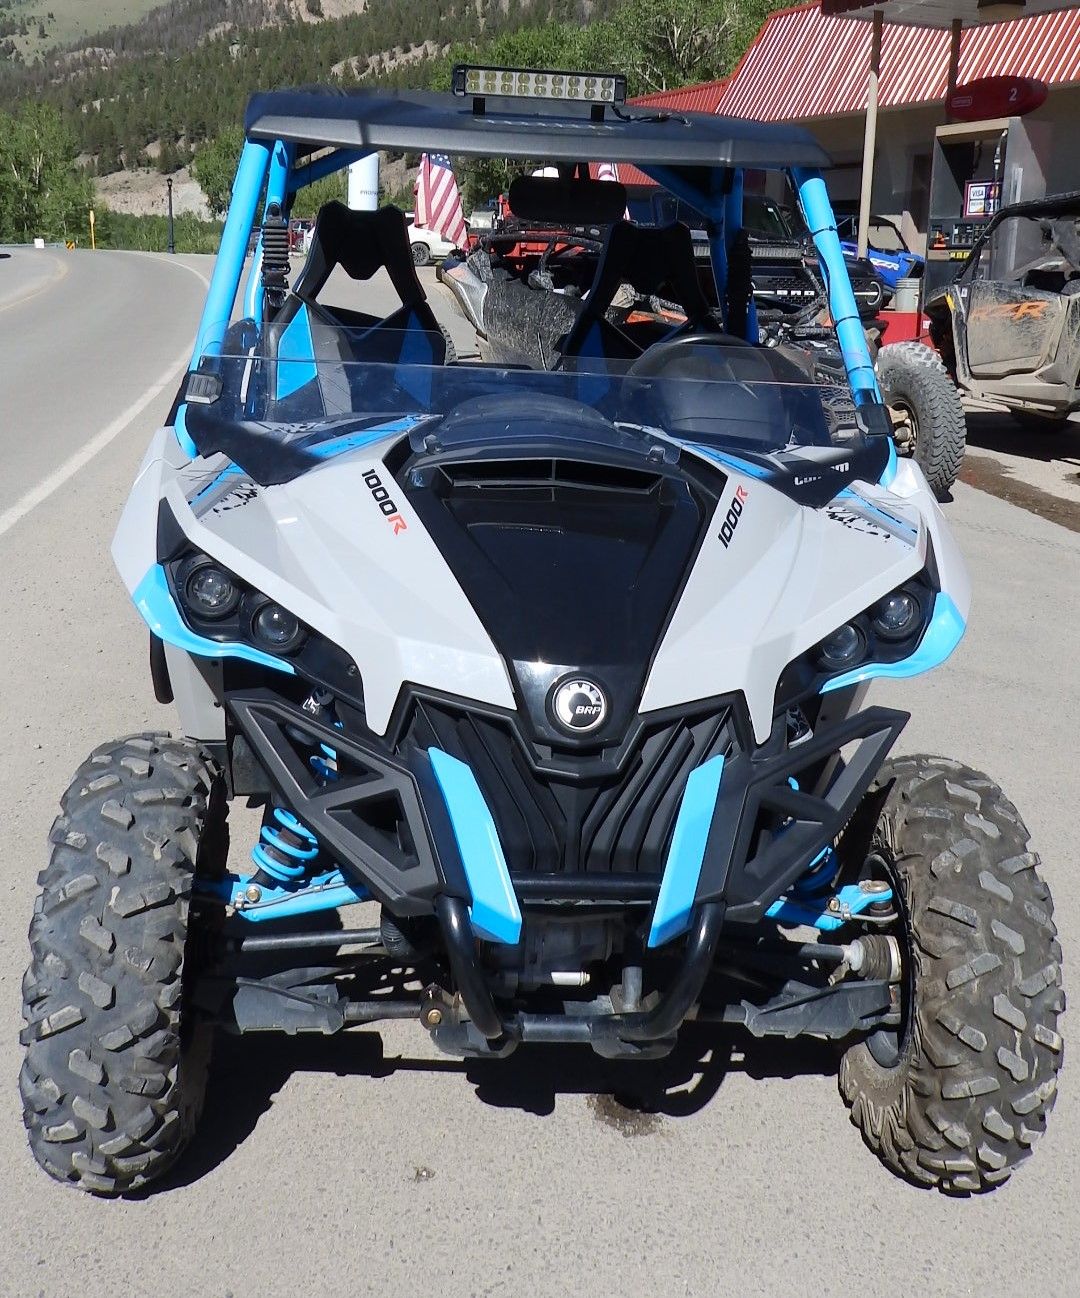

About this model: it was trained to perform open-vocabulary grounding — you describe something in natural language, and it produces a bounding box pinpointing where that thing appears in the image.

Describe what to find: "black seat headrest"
[292,202,427,310]
[584,222,712,321]
[508,176,628,226]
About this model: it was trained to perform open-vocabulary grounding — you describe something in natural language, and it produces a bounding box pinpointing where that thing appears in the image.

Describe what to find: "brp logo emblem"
[551,678,608,734]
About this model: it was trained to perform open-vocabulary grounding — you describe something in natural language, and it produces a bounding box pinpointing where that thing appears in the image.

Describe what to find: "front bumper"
[225,691,906,1051]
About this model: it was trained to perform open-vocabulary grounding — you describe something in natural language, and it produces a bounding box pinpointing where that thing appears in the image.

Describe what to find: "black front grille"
[402,699,732,876]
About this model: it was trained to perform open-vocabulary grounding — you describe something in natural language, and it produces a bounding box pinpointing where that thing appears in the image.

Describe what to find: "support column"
[856,8,884,262]
[347,153,380,211]
[945,18,962,121]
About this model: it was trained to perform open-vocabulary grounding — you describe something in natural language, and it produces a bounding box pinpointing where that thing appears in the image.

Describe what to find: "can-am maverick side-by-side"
[22,70,1061,1197]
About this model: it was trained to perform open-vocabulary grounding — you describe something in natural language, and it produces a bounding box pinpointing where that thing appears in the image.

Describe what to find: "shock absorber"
[251,806,320,886]
[248,691,342,888]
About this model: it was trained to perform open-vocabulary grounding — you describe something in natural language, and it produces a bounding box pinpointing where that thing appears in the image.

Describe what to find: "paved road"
[0,248,1077,1298]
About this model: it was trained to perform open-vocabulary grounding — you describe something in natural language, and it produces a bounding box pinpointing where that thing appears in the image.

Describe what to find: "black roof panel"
[244,87,831,170]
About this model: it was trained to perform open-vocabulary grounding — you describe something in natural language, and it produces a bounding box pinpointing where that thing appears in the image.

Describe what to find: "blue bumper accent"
[428,748,522,945]
[132,564,295,675]
[822,591,965,693]
[648,755,725,949]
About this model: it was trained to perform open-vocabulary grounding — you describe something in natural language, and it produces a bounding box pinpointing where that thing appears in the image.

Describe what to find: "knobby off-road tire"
[876,342,967,499]
[839,755,1063,1193]
[21,735,228,1194]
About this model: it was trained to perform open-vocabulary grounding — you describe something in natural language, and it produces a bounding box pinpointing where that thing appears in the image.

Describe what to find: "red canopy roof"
[713,1,1080,120]
[630,78,732,114]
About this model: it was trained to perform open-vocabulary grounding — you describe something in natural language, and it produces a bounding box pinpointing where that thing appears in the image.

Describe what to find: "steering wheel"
[625,328,752,376]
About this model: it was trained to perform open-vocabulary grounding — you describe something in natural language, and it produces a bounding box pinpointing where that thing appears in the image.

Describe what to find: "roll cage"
[181,83,885,461]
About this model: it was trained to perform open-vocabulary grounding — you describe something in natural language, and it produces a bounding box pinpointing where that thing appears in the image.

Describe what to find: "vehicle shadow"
[964,408,1080,467]
[144,1016,839,1195]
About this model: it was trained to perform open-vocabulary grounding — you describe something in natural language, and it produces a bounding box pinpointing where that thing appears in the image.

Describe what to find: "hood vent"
[401,449,712,742]
[435,457,663,498]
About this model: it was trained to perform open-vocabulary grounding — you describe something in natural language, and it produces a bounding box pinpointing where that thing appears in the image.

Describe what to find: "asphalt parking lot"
[0,247,1077,1297]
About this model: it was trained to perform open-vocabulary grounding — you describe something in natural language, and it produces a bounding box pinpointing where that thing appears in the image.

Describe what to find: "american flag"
[414,153,468,248]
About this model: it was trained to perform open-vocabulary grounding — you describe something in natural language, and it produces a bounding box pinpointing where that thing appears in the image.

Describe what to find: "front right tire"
[839,755,1063,1193]
[21,735,228,1195]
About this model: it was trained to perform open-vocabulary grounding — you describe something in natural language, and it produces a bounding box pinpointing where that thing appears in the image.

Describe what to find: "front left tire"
[411,241,432,266]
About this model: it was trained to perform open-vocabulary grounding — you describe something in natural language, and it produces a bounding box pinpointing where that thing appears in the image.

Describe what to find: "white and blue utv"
[21,69,1061,1197]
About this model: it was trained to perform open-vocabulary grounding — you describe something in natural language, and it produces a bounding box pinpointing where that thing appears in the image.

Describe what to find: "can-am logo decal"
[551,678,608,733]
[362,468,407,535]
[718,484,749,549]
[794,464,851,487]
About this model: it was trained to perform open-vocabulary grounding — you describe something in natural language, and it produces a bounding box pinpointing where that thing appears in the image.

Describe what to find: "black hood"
[391,393,724,746]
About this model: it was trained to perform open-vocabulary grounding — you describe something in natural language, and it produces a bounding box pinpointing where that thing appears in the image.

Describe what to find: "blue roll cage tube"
[179,137,885,452]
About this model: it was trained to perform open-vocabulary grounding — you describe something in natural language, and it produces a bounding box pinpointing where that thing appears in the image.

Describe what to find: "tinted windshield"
[189,326,867,470]
[743,196,797,241]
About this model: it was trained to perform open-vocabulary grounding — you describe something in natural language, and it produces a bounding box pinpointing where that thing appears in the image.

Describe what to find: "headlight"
[871,590,921,641]
[815,621,867,671]
[180,556,240,619]
[250,599,306,654]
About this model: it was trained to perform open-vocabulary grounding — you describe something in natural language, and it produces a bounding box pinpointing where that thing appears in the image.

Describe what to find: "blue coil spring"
[309,742,339,783]
[251,806,320,883]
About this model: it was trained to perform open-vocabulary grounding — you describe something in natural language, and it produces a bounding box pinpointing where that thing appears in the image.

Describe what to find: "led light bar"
[452,64,626,106]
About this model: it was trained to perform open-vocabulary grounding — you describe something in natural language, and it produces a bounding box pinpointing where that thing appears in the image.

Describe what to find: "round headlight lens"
[872,590,920,641]
[251,601,305,653]
[183,563,239,619]
[816,622,866,672]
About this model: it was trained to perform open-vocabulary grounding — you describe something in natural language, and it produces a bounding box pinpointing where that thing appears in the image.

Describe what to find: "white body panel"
[114,432,968,744]
[642,455,969,742]
[113,434,516,734]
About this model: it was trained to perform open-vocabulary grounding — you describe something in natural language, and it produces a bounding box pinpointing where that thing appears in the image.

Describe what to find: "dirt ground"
[961,406,1080,533]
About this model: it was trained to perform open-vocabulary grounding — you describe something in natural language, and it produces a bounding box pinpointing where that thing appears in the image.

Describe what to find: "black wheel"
[410,241,431,267]
[439,323,458,364]
[20,734,228,1195]
[838,755,1063,1194]
[876,342,967,499]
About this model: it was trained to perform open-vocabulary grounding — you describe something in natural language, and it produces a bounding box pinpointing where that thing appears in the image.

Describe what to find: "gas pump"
[924,113,1050,300]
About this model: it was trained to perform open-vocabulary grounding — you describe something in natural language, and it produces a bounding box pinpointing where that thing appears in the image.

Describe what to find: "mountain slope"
[0,0,609,173]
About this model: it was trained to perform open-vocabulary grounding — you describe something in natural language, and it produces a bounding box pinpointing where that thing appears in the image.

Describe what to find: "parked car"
[632,189,890,314]
[405,211,461,265]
